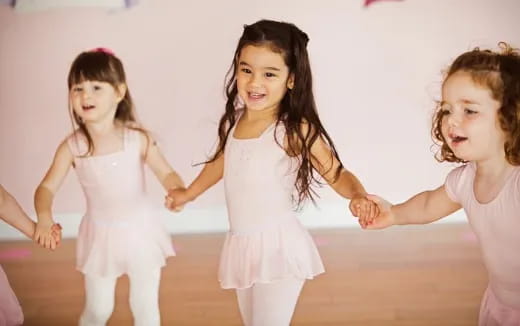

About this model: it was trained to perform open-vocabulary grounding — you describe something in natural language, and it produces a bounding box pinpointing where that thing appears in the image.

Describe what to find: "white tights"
[79,268,161,326]
[236,278,305,326]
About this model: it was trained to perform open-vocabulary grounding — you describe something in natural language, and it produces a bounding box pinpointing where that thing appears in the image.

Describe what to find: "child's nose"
[81,89,92,100]
[248,73,262,87]
[447,113,460,127]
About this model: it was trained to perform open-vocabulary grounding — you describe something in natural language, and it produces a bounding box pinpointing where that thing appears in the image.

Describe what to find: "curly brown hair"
[432,42,520,165]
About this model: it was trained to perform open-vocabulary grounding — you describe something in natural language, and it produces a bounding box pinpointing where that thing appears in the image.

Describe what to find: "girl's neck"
[85,120,122,137]
[474,155,513,180]
[243,106,278,122]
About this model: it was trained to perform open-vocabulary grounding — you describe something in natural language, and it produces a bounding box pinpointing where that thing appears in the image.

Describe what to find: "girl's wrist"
[185,187,198,202]
[169,184,185,191]
[351,192,367,200]
[391,205,404,225]
[37,214,54,223]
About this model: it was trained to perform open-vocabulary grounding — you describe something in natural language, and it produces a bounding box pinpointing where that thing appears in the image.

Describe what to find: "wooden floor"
[0,224,487,325]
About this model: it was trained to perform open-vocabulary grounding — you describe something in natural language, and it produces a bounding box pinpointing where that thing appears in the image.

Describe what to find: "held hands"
[349,195,379,227]
[34,220,63,250]
[164,187,190,212]
[357,194,396,229]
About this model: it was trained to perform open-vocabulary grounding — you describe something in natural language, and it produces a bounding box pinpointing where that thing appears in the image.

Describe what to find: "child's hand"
[164,187,190,212]
[360,194,396,229]
[51,223,62,246]
[349,195,379,227]
[34,219,60,250]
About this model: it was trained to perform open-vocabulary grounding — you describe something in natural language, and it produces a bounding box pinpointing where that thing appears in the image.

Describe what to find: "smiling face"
[440,70,506,163]
[235,44,294,113]
[69,79,125,125]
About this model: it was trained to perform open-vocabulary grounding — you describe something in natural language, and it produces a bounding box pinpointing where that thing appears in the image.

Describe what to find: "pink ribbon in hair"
[90,47,115,55]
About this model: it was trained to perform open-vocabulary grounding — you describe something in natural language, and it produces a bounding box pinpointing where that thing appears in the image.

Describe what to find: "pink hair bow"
[90,47,115,55]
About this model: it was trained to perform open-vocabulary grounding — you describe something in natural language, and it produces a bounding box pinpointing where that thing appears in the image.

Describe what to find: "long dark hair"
[67,49,148,157]
[209,20,343,206]
[432,42,520,165]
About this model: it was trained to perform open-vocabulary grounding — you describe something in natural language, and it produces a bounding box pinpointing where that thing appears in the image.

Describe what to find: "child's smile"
[441,71,504,162]
[236,45,293,112]
[447,132,468,146]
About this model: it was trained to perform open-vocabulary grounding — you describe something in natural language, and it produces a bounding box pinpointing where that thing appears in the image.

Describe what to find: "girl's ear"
[287,73,295,90]
[116,83,127,102]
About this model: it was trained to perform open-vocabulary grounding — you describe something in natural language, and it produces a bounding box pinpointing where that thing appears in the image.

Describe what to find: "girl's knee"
[129,292,160,326]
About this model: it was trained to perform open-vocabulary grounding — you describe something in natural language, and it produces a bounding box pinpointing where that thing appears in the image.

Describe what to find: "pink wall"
[1,0,519,237]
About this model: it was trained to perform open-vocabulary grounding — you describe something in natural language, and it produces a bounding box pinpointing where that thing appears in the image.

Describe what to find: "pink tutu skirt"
[77,207,175,277]
[219,217,324,289]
